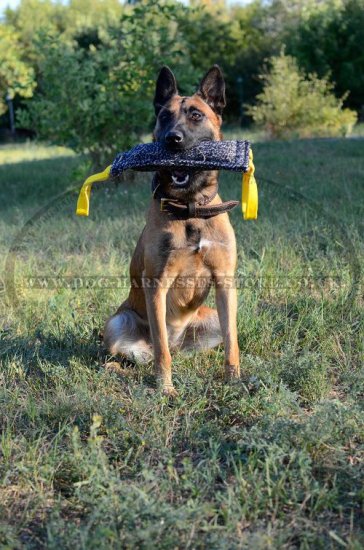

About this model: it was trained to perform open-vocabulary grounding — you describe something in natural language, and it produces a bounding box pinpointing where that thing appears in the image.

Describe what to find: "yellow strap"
[76,165,112,216]
[242,149,258,220]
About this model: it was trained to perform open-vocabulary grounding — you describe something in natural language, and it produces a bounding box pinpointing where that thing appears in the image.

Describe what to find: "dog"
[104,65,240,396]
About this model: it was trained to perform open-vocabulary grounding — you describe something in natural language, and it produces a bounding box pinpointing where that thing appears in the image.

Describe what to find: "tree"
[226,0,307,121]
[4,0,68,61]
[287,0,364,112]
[246,51,357,138]
[0,25,35,116]
[64,0,123,38]
[177,2,240,119]
[19,0,198,165]
[5,0,125,62]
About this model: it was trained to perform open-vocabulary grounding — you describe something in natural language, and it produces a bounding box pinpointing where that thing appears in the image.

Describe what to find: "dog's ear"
[154,66,178,116]
[197,65,226,115]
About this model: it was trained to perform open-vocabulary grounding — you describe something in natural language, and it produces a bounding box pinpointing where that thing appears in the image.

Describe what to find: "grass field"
[0,135,363,549]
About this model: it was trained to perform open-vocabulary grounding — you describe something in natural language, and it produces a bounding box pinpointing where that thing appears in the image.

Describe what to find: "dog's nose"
[165,130,184,146]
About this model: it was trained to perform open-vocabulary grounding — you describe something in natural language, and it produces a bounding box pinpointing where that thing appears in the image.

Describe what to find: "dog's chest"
[163,221,228,269]
[185,223,205,253]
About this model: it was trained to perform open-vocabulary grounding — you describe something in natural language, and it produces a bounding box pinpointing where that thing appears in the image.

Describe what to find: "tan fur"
[104,91,240,395]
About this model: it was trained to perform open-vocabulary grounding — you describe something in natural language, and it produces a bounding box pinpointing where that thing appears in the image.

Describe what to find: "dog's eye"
[190,111,203,121]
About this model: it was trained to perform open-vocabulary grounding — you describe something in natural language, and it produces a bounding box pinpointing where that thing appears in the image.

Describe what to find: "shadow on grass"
[0,326,159,392]
[1,327,101,372]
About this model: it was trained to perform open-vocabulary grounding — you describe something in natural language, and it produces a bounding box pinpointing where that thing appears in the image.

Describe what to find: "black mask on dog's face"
[153,66,225,188]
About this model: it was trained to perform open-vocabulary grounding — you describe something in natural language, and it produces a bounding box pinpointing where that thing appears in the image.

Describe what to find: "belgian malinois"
[104,65,240,396]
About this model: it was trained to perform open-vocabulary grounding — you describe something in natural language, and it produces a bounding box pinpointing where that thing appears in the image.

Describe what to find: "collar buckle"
[160,198,169,212]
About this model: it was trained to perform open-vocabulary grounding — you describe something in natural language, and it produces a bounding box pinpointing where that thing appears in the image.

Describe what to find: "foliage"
[287,0,364,112]
[1,0,364,139]
[0,137,364,547]
[19,0,198,165]
[177,3,240,117]
[227,0,304,119]
[247,51,357,138]
[64,0,124,35]
[4,0,123,52]
[0,25,35,116]
[4,0,67,54]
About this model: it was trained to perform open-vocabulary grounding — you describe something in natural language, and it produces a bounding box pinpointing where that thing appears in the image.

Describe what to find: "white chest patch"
[198,238,212,250]
[195,238,228,252]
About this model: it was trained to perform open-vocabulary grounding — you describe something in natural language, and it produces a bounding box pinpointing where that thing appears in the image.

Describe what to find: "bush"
[18,0,198,167]
[246,51,357,139]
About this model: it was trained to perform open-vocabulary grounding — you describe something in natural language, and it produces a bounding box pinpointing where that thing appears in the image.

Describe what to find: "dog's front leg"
[143,277,176,396]
[215,274,240,380]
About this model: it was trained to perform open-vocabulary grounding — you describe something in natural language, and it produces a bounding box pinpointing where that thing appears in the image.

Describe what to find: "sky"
[1,0,19,11]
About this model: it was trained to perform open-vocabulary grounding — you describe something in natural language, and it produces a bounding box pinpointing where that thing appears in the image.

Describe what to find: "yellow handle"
[242,149,258,220]
[76,165,112,216]
[76,150,258,219]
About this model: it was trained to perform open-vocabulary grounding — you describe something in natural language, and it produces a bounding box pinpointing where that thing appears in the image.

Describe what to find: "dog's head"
[153,65,225,189]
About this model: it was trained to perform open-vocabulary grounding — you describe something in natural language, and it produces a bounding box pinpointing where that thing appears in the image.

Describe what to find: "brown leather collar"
[151,175,239,220]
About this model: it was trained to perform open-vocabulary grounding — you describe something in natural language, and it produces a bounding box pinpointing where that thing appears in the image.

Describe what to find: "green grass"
[0,135,363,549]
[0,142,75,165]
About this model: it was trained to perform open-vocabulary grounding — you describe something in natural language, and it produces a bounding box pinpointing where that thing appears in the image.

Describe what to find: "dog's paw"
[161,385,179,398]
[103,361,127,375]
[103,358,134,376]
[225,365,241,382]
